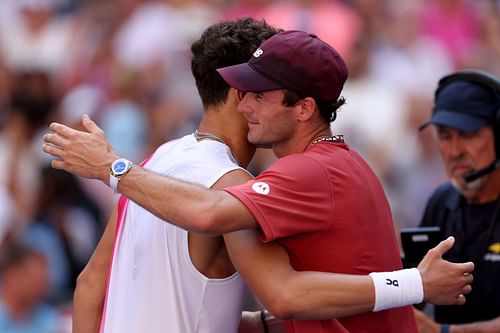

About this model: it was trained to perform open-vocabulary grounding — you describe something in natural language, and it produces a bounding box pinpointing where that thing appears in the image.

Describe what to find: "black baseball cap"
[216,30,348,102]
[419,74,500,132]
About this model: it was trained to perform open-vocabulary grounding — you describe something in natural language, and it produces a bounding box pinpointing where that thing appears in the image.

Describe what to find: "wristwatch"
[109,158,133,193]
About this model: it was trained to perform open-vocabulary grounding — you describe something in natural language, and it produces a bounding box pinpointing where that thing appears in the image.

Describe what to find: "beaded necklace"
[307,135,344,150]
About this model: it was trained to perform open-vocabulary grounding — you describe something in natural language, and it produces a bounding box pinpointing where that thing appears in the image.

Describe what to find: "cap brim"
[419,110,488,132]
[217,63,282,92]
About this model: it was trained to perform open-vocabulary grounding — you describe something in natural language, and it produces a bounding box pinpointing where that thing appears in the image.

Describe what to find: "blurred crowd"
[0,0,498,331]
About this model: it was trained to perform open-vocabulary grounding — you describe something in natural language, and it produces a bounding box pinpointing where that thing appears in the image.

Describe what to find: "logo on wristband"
[385,278,399,287]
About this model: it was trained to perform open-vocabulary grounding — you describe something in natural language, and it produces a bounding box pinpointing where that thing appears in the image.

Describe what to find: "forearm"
[450,316,500,333]
[44,118,261,234]
[43,118,245,235]
[225,230,374,320]
[270,271,374,319]
[73,269,105,333]
[73,207,118,333]
[118,165,243,235]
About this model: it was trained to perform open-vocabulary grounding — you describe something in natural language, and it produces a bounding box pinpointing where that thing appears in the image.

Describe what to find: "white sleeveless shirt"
[100,134,247,333]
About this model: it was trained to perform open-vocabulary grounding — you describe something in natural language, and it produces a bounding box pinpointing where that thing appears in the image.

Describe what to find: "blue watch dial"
[114,161,127,173]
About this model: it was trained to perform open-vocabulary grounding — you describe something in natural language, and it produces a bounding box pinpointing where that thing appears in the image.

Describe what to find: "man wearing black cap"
[417,70,500,332]
[43,30,474,333]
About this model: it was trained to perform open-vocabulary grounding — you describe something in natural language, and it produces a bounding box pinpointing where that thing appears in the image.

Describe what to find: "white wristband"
[369,268,423,312]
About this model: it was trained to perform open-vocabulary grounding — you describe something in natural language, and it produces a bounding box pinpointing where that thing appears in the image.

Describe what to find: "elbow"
[263,290,301,320]
[181,193,233,236]
[189,210,223,236]
[75,267,95,296]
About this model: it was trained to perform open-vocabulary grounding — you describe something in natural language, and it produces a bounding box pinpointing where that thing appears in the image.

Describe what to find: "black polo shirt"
[420,183,500,324]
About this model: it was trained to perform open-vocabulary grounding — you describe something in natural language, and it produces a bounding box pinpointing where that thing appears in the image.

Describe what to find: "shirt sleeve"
[225,154,333,242]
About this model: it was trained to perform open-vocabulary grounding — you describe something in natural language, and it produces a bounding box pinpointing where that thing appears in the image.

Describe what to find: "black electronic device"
[400,226,443,268]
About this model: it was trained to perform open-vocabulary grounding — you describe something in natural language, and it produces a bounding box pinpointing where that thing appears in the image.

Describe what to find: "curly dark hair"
[282,89,346,124]
[191,17,281,108]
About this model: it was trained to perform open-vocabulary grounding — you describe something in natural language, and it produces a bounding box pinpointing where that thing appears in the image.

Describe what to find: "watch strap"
[109,173,120,193]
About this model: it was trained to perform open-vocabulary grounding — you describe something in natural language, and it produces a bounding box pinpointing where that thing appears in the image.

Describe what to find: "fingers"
[462,284,472,295]
[82,114,104,135]
[51,158,66,171]
[42,142,64,159]
[456,294,466,305]
[43,132,68,149]
[461,261,475,274]
[449,262,473,285]
[463,271,474,284]
[428,236,455,259]
[49,122,80,138]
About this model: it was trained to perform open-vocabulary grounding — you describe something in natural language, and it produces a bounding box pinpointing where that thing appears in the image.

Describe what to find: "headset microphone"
[464,159,500,183]
[463,78,500,182]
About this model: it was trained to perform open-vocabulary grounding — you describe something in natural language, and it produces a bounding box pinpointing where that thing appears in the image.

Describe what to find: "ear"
[296,97,317,122]
[227,87,240,102]
[224,88,242,108]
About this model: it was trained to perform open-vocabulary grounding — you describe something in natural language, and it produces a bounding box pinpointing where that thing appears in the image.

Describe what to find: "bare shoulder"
[212,168,253,190]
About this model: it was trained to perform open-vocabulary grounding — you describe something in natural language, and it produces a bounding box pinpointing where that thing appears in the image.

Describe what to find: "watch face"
[112,158,131,176]
[114,161,127,173]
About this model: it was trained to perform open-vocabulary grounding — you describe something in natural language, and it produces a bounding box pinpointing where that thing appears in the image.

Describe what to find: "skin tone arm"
[73,206,118,333]
[43,115,259,235]
[415,309,500,333]
[43,116,474,317]
[227,227,472,319]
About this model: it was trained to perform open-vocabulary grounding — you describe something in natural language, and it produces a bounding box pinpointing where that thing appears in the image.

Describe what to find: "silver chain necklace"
[194,130,240,165]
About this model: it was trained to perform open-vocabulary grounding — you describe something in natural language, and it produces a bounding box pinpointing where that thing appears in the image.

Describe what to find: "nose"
[448,134,465,158]
[237,94,251,115]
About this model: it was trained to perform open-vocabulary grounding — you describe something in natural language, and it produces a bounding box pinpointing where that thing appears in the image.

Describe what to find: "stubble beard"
[451,175,485,203]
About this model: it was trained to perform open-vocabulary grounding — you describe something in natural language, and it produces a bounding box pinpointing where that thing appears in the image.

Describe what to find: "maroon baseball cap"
[217,30,348,102]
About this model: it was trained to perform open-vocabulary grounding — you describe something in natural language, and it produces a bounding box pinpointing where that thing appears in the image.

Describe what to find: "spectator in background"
[0,241,61,333]
[253,0,362,60]
[21,166,102,306]
[467,0,500,77]
[0,70,102,308]
[0,185,14,243]
[416,69,500,332]
[331,28,407,182]
[0,0,77,77]
[392,97,447,230]
[421,0,481,68]
[0,71,55,230]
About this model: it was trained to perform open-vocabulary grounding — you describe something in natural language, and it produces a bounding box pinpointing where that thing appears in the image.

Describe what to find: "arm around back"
[117,165,259,235]
[42,116,258,235]
[225,232,474,320]
[224,229,374,320]
[73,205,118,333]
